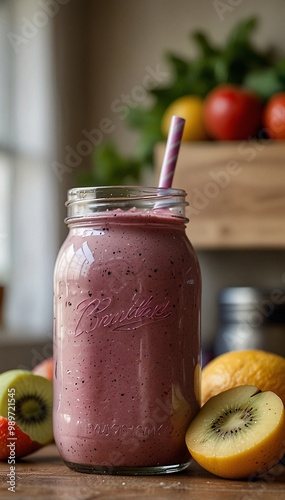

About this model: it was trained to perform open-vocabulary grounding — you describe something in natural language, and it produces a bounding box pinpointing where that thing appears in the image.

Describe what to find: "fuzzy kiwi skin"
[185,385,285,479]
[0,369,53,445]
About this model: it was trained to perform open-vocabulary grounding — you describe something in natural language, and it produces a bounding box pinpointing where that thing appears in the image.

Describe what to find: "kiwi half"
[0,369,53,445]
[186,385,285,479]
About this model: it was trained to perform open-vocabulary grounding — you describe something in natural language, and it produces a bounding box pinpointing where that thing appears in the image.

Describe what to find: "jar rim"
[66,186,187,204]
[65,186,189,223]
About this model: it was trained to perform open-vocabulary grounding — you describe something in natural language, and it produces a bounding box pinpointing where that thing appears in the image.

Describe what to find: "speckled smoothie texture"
[53,210,201,470]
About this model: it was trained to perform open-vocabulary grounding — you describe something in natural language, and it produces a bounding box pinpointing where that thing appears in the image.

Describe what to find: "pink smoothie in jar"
[53,187,201,475]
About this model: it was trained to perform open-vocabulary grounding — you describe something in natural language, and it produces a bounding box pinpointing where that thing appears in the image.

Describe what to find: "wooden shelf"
[155,141,285,250]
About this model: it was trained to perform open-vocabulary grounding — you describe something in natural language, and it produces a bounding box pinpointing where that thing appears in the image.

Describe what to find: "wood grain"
[0,444,285,499]
[155,141,285,249]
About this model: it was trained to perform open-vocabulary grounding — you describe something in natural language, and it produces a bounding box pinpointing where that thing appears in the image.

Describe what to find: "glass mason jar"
[53,186,201,475]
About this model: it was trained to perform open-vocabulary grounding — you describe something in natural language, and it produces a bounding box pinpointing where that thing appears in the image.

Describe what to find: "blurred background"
[0,0,285,369]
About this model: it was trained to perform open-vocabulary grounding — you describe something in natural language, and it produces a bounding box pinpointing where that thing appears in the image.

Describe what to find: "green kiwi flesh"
[0,369,53,445]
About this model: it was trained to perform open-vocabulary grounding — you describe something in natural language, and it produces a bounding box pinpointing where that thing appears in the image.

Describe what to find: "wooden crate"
[155,141,285,249]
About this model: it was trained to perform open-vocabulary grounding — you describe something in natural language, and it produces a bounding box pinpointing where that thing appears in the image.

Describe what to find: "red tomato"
[263,93,285,139]
[203,84,263,141]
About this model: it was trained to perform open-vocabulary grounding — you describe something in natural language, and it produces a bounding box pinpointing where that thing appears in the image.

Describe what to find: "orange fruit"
[161,95,208,141]
[201,350,285,407]
[186,385,285,479]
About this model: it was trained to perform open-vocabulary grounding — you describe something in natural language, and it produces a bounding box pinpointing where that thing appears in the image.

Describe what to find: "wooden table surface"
[1,444,285,500]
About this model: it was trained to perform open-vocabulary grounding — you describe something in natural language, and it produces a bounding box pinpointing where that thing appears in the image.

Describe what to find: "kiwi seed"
[209,403,259,440]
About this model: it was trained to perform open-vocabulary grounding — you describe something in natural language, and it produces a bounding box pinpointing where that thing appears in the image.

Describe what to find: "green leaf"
[192,31,218,58]
[227,16,258,47]
[276,58,285,84]
[83,142,144,186]
[245,67,285,101]
[136,125,163,164]
[149,85,185,106]
[126,107,153,128]
[165,53,190,78]
[127,103,164,129]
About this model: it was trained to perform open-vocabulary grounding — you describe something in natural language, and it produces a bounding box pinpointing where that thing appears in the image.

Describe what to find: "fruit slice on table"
[0,416,41,460]
[185,385,285,479]
[0,369,53,446]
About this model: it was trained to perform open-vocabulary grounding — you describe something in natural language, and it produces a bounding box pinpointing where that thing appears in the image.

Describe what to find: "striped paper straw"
[158,115,185,188]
